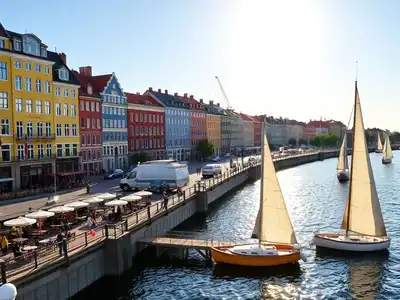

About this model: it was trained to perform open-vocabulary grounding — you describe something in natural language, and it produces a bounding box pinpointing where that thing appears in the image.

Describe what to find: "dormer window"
[23,36,40,56]
[58,68,69,81]
[87,85,93,95]
[40,47,47,57]
[13,40,22,51]
[0,39,5,49]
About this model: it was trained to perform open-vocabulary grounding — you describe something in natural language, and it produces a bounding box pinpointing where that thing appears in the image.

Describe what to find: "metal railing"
[0,154,56,164]
[14,134,56,141]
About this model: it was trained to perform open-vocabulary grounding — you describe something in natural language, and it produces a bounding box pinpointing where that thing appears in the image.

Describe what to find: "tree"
[196,139,214,159]
[287,138,297,145]
[130,151,151,165]
[310,133,339,147]
[298,138,308,145]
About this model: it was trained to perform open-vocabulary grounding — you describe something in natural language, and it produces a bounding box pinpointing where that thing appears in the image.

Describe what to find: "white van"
[201,164,222,178]
[119,161,189,191]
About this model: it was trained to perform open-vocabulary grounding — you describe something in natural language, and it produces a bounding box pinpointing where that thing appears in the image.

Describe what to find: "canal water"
[75,153,400,300]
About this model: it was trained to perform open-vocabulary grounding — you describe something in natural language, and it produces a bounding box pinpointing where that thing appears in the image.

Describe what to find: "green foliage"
[310,133,339,147]
[298,138,308,145]
[130,151,151,165]
[287,138,297,145]
[390,131,400,143]
[196,139,214,159]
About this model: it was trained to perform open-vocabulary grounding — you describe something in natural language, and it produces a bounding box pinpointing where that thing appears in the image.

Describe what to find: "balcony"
[14,134,56,141]
[0,154,57,164]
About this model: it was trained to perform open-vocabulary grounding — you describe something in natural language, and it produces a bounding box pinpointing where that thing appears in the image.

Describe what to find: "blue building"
[145,89,190,160]
[96,73,128,172]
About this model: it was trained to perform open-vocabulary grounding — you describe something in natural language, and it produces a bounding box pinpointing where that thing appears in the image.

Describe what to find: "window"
[64,124,70,136]
[16,121,23,137]
[35,79,41,92]
[72,144,78,156]
[59,68,69,80]
[71,89,76,98]
[27,144,34,159]
[45,81,50,94]
[41,47,47,57]
[56,103,61,116]
[85,101,89,111]
[25,77,32,91]
[71,104,76,116]
[17,144,24,160]
[82,135,86,145]
[92,118,95,128]
[86,118,90,129]
[72,124,77,136]
[56,124,62,136]
[15,76,22,90]
[14,61,21,69]
[0,92,8,109]
[64,88,69,97]
[1,145,10,162]
[91,102,95,112]
[35,64,41,72]
[44,66,50,74]
[24,62,31,71]
[26,99,32,112]
[37,144,44,158]
[80,118,85,128]
[0,39,4,49]
[45,101,50,114]
[97,119,101,129]
[27,122,33,137]
[46,144,52,157]
[64,104,68,116]
[55,87,60,96]
[96,102,99,112]
[23,36,40,56]
[0,62,7,80]
[15,98,22,112]
[65,144,70,156]
[1,119,9,135]
[37,122,43,136]
[80,101,84,111]
[92,135,96,145]
[45,122,51,136]
[57,144,62,157]
[36,100,42,113]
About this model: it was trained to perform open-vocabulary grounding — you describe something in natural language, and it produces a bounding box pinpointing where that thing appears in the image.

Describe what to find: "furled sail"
[341,82,387,237]
[337,132,349,171]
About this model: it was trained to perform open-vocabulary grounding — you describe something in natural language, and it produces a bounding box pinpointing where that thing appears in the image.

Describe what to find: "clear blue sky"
[2,0,400,130]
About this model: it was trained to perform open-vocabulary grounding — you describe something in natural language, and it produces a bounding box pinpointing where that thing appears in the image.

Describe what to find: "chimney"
[59,52,66,64]
[136,92,140,95]
[217,103,220,107]
[158,89,161,93]
[79,66,92,77]
[209,100,214,105]
[190,95,193,99]
[165,89,168,94]
[199,99,203,103]
[149,87,153,91]
[174,93,178,96]
[184,93,188,98]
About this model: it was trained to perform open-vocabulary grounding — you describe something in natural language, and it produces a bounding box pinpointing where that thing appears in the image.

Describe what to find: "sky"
[2,0,400,130]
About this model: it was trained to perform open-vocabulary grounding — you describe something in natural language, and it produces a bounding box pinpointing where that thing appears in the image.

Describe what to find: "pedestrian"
[87,215,94,230]
[162,190,168,210]
[56,231,64,256]
[1,235,8,256]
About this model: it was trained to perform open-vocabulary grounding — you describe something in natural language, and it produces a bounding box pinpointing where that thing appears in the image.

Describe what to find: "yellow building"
[205,101,222,156]
[0,23,80,192]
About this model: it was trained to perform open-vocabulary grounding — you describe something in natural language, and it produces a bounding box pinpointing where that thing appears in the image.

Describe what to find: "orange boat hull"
[210,243,301,267]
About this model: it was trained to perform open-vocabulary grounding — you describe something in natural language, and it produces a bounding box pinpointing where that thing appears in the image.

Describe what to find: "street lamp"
[0,283,17,300]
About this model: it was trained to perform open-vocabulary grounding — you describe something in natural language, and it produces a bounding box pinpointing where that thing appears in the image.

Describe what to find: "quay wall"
[14,150,340,300]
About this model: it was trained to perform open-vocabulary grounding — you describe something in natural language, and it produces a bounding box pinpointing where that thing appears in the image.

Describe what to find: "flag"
[24,135,28,157]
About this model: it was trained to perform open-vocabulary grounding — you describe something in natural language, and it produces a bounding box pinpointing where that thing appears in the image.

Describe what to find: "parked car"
[211,156,221,162]
[201,164,222,178]
[104,169,124,179]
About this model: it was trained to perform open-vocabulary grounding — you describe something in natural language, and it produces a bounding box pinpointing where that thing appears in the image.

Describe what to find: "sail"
[377,134,383,151]
[252,123,297,244]
[341,82,387,237]
[337,132,349,171]
[383,135,393,159]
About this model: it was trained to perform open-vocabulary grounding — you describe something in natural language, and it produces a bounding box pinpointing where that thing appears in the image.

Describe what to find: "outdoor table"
[12,237,28,243]
[31,230,47,236]
[22,246,38,251]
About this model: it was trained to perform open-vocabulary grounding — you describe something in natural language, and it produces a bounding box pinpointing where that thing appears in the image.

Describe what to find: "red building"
[178,93,206,160]
[73,66,103,174]
[303,125,317,142]
[251,116,262,147]
[126,92,165,160]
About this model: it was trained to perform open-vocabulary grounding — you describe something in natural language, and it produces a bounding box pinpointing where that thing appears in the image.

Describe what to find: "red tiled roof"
[72,71,111,96]
[240,113,255,121]
[308,120,346,128]
[126,92,163,107]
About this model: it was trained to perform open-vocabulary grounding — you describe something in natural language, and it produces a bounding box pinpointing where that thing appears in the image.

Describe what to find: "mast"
[258,121,266,246]
[346,81,358,237]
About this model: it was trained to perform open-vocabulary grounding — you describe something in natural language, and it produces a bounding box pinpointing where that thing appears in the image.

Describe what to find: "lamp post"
[0,283,17,300]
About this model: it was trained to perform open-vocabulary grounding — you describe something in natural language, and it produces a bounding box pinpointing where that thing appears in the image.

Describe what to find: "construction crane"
[215,76,232,109]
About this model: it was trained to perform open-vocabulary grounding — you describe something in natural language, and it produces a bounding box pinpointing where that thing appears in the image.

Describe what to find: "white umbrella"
[65,201,90,209]
[97,193,116,200]
[104,200,128,207]
[120,195,142,202]
[48,206,75,213]
[134,191,152,196]
[4,217,36,227]
[25,210,55,219]
[83,197,104,204]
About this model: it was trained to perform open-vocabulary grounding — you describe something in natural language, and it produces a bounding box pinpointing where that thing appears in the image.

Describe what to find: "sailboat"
[210,122,301,267]
[382,134,393,164]
[313,81,390,252]
[336,132,349,182]
[375,133,383,153]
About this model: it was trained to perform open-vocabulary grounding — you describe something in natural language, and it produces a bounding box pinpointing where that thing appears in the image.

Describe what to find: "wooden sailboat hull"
[313,233,390,252]
[336,170,349,182]
[375,149,383,153]
[382,157,392,164]
[210,244,301,267]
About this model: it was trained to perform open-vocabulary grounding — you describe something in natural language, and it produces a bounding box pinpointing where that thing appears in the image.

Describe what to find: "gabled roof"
[308,119,346,128]
[147,90,189,109]
[177,94,205,111]
[72,70,99,98]
[47,51,80,86]
[240,113,259,122]
[0,23,9,38]
[126,92,163,107]
[225,109,242,118]
[90,74,113,95]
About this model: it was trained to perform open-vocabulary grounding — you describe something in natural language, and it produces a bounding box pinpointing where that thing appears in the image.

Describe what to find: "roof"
[0,23,9,38]
[308,120,346,128]
[90,74,112,95]
[126,92,163,107]
[225,109,242,118]
[147,90,189,109]
[177,95,205,111]
[240,113,259,122]
[47,51,80,86]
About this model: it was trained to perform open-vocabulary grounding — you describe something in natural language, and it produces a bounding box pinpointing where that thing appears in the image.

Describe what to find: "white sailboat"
[382,134,393,164]
[313,81,390,252]
[375,134,383,153]
[336,132,349,182]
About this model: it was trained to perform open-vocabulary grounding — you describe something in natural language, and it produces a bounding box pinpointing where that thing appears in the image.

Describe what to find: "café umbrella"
[84,197,104,204]
[48,206,74,213]
[97,193,116,200]
[105,200,128,207]
[25,210,55,219]
[134,191,152,197]
[65,201,90,209]
[120,195,142,202]
[4,217,36,227]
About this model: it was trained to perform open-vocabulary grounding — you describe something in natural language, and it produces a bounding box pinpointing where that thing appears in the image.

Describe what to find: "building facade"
[73,66,102,174]
[126,92,165,160]
[99,73,128,172]
[267,123,286,145]
[240,113,255,149]
[204,101,222,157]
[303,125,317,143]
[0,24,60,191]
[225,110,244,153]
[285,124,304,144]
[252,117,262,148]
[145,88,190,161]
[178,94,206,160]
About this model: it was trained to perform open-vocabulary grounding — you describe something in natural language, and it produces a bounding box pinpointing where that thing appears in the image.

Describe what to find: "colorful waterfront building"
[302,124,317,143]
[145,88,190,161]
[126,92,165,161]
[178,93,206,160]
[73,66,103,174]
[251,116,262,149]
[0,23,60,191]
[204,100,222,156]
[225,110,244,154]
[240,113,255,150]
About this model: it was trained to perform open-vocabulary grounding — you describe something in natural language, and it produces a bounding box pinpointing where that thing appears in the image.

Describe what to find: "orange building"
[205,100,222,156]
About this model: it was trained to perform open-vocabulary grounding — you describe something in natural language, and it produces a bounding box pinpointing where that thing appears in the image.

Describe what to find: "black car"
[148,180,169,193]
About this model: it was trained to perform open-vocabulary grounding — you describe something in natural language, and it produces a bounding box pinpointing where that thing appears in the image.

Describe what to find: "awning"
[0,178,14,183]
[53,171,87,176]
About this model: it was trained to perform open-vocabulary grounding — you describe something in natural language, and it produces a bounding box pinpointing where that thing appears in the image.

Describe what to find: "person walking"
[1,235,8,256]
[56,231,64,256]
